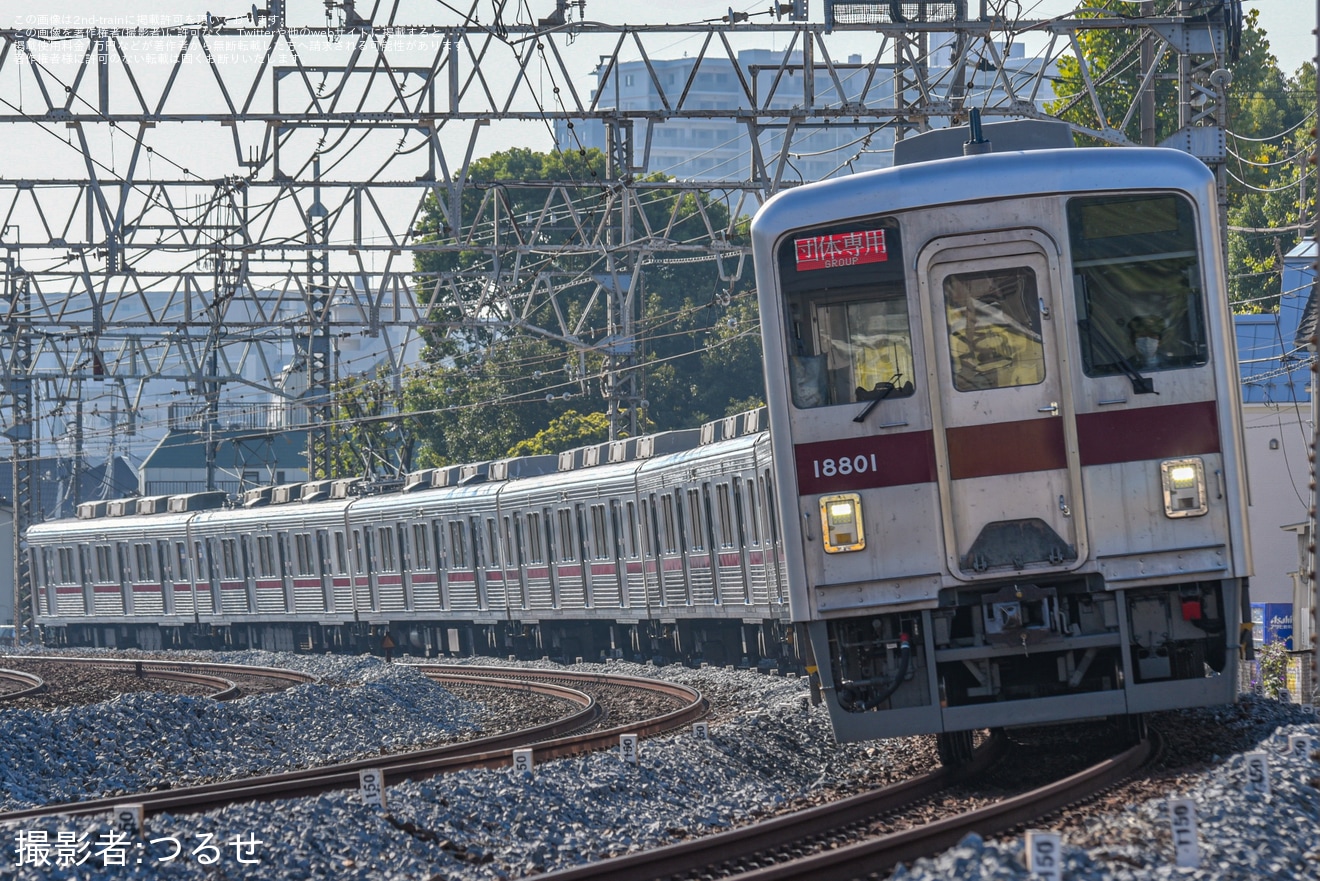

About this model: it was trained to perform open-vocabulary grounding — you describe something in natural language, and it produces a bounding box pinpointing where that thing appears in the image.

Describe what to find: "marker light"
[1160,457,1207,518]
[820,492,865,553]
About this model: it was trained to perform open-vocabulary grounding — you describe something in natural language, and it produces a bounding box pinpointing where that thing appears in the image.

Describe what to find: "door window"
[943,266,1044,391]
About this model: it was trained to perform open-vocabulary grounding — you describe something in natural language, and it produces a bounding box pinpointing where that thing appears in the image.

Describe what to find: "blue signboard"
[1251,603,1294,650]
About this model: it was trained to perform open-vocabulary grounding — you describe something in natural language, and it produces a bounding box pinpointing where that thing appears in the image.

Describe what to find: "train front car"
[752,122,1250,760]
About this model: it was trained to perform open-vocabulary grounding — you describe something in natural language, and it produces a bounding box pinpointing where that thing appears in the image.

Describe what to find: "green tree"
[1049,4,1315,310]
[329,372,413,478]
[402,334,564,466]
[403,147,763,464]
[1224,21,1314,309]
[508,410,611,456]
[1046,0,1181,143]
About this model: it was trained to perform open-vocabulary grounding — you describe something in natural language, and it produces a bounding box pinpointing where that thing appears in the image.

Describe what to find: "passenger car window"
[1068,194,1208,375]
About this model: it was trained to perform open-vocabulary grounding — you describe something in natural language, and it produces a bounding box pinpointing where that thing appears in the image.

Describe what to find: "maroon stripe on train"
[794,429,936,495]
[1077,400,1220,465]
[946,417,1068,480]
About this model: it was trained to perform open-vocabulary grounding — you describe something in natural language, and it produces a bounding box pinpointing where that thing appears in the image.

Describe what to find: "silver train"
[752,119,1252,759]
[27,119,1251,760]
[28,414,792,666]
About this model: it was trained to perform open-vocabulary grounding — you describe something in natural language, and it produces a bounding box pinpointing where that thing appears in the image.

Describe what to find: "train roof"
[751,146,1215,246]
[27,409,771,535]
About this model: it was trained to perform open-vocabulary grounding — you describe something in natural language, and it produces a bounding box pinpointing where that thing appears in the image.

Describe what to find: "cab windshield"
[1068,194,1208,376]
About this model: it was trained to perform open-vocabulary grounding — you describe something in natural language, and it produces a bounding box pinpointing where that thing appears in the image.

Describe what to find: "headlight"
[820,492,865,553]
[1160,457,1207,518]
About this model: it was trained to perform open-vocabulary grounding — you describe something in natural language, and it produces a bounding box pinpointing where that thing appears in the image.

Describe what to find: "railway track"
[541,729,1158,881]
[0,655,316,702]
[0,664,707,823]
[0,667,45,700]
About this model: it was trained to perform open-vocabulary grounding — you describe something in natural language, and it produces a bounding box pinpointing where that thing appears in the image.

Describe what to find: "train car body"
[26,416,789,666]
[751,122,1250,752]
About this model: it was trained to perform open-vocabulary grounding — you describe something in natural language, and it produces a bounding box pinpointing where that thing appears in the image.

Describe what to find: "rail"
[540,730,1156,881]
[0,668,45,700]
[0,665,705,822]
[0,656,318,700]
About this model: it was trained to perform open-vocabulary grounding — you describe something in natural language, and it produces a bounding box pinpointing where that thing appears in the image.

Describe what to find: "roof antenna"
[964,108,992,156]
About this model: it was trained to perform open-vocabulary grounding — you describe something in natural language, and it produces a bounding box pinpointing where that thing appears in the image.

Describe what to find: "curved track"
[0,668,45,700]
[0,655,317,701]
[0,664,707,823]
[542,730,1158,881]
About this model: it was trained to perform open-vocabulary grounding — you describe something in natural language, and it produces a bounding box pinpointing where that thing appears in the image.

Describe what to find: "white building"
[1236,242,1315,606]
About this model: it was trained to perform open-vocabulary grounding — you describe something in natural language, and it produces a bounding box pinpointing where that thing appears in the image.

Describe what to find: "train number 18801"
[811,454,879,479]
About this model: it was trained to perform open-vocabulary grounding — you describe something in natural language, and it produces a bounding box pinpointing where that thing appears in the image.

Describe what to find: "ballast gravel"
[0,648,1315,881]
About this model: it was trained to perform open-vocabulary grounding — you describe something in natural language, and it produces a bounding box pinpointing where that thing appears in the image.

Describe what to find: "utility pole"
[1310,0,1319,707]
[1140,0,1156,147]
[302,156,334,478]
[1,251,35,639]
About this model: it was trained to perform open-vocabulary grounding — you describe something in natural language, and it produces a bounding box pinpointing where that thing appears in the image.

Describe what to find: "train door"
[116,543,134,614]
[78,545,94,615]
[407,522,441,613]
[330,530,354,617]
[351,528,374,614]
[919,231,1088,579]
[716,481,751,604]
[445,518,479,611]
[659,491,690,606]
[276,532,296,612]
[291,532,324,613]
[640,497,662,608]
[195,539,216,614]
[553,507,586,609]
[619,499,647,610]
[501,514,526,612]
[156,541,175,615]
[481,515,504,614]
[374,525,406,612]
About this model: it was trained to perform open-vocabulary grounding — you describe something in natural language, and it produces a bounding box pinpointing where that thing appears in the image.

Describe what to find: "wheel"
[936,729,975,766]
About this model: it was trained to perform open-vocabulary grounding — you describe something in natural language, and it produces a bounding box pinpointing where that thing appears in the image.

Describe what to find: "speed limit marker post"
[1244,751,1270,795]
[1168,798,1200,869]
[1025,830,1062,881]
[359,768,386,808]
[111,804,145,838]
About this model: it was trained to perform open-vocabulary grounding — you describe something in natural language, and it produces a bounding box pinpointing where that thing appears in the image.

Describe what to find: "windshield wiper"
[854,373,903,423]
[1080,320,1157,396]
